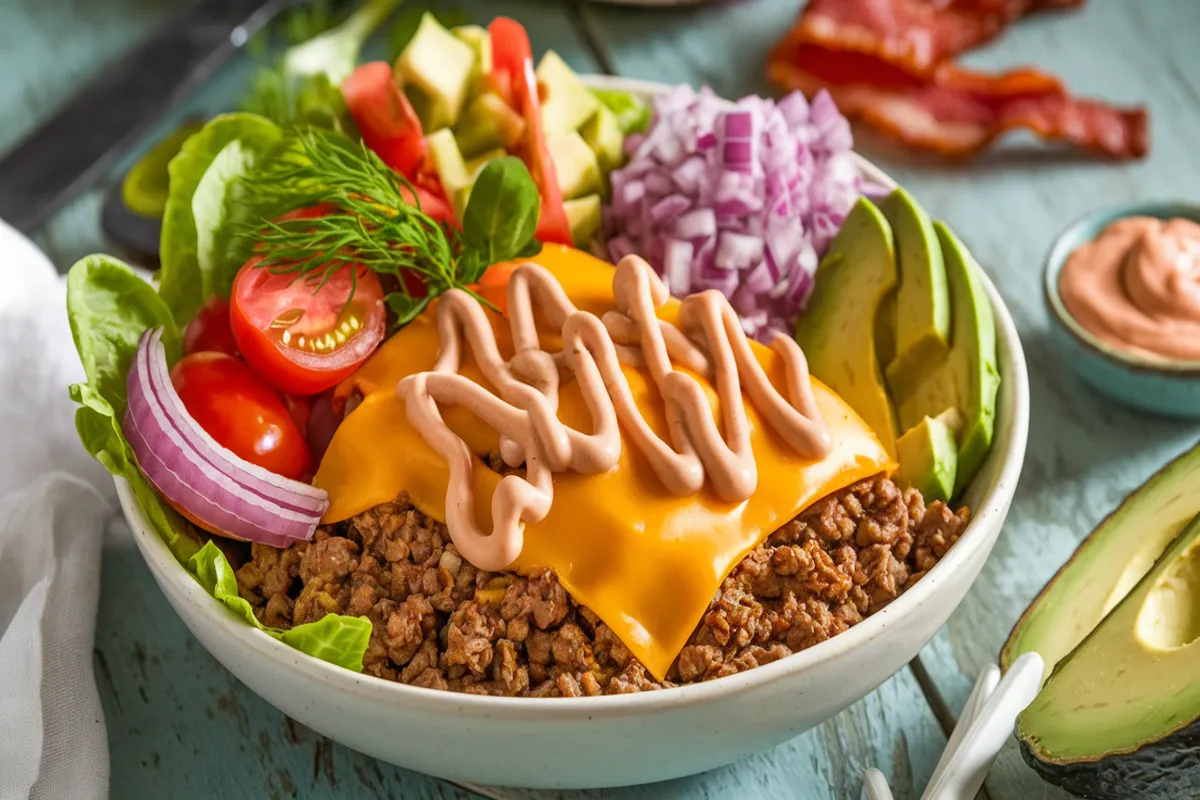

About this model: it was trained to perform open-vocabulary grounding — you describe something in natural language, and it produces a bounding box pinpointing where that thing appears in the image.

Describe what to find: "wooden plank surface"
[11,0,1197,797]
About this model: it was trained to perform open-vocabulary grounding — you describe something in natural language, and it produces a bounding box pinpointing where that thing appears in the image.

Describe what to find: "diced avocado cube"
[396,13,477,130]
[426,129,470,195]
[591,88,652,135]
[466,148,508,181]
[454,92,525,159]
[564,194,602,249]
[451,184,472,221]
[547,130,602,201]
[581,105,626,177]
[451,24,491,75]
[536,51,601,133]
[894,414,958,503]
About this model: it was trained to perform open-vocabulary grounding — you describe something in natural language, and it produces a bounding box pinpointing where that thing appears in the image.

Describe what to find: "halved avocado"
[1016,508,1200,798]
[1003,441,1200,679]
[795,197,900,456]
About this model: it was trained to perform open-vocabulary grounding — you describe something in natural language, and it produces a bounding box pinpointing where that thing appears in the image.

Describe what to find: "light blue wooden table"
[5,0,1200,797]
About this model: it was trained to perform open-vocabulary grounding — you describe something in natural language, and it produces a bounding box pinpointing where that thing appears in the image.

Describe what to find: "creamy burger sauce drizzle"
[397,255,833,571]
[1060,216,1200,362]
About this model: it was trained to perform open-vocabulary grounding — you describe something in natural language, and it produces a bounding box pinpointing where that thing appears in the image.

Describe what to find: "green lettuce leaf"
[66,252,371,672]
[158,113,282,325]
[190,542,372,671]
[67,255,179,414]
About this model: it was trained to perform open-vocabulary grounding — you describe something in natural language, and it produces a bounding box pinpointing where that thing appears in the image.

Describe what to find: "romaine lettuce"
[158,113,282,326]
[68,118,373,672]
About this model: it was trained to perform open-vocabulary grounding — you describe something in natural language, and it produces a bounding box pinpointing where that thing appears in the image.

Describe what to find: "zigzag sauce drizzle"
[397,255,833,571]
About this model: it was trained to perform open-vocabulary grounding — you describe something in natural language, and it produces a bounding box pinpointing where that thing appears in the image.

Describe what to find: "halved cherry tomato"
[183,296,238,357]
[170,352,311,480]
[230,257,387,396]
[487,18,573,246]
[342,62,456,225]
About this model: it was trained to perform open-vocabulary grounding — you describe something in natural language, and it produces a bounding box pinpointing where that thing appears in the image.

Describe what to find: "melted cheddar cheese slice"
[315,245,893,680]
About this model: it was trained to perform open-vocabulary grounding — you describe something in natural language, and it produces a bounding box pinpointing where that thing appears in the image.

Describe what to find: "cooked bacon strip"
[768,50,1147,159]
[796,0,1084,77]
[767,0,1147,160]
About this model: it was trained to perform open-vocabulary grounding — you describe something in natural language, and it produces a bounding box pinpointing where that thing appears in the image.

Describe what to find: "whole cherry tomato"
[170,352,311,480]
[183,296,238,357]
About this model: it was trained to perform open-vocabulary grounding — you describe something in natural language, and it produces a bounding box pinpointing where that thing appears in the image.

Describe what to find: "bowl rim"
[1043,199,1200,377]
[116,75,1031,716]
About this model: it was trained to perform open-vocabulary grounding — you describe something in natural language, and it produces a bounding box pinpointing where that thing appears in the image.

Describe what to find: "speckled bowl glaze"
[1044,200,1200,418]
[116,77,1030,790]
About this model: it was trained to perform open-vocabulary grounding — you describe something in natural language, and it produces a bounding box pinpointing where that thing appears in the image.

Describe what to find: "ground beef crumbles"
[233,475,967,697]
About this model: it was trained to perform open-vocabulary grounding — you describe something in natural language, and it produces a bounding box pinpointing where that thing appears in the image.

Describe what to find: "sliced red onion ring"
[124,327,327,546]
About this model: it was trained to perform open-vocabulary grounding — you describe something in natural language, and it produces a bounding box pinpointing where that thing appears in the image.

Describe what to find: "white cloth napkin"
[0,219,115,800]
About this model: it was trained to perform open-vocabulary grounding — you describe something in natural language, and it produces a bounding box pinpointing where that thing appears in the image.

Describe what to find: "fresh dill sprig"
[239,128,541,324]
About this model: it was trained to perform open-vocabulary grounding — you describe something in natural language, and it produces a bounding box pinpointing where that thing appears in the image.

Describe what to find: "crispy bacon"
[768,0,1147,160]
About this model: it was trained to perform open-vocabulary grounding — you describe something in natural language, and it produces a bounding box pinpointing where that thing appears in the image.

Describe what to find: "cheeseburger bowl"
[114,77,1029,788]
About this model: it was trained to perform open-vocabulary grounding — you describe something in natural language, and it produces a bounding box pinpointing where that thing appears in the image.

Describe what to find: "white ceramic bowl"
[116,77,1030,790]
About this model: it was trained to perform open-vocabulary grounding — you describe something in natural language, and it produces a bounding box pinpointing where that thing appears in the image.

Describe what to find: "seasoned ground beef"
[234,475,967,696]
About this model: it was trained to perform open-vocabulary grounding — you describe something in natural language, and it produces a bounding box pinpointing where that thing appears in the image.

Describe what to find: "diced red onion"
[651,194,692,224]
[716,231,764,271]
[676,209,717,239]
[664,239,694,295]
[608,235,635,264]
[603,84,861,338]
[125,328,326,546]
[645,171,673,196]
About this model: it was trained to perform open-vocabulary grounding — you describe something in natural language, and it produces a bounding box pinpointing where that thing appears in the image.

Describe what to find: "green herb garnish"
[239,127,542,325]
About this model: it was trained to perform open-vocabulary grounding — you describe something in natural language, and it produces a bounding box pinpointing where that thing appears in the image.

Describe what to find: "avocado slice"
[878,188,951,399]
[396,13,477,130]
[564,194,602,248]
[795,197,900,457]
[454,92,525,159]
[581,105,626,178]
[894,413,958,503]
[1003,441,1200,681]
[1016,509,1200,799]
[547,130,603,201]
[896,224,999,496]
[536,51,601,134]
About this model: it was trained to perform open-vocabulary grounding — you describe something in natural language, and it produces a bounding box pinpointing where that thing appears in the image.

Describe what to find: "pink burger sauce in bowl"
[1045,201,1200,418]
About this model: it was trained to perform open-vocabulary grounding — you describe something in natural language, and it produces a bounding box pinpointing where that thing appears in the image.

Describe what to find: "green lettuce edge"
[68,118,372,673]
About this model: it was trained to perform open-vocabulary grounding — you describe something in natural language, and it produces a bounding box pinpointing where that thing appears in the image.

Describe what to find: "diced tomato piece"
[487,18,573,246]
[342,62,458,225]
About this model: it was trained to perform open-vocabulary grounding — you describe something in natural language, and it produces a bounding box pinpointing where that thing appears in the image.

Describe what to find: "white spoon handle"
[921,653,1045,800]
[861,768,895,800]
[926,664,1001,792]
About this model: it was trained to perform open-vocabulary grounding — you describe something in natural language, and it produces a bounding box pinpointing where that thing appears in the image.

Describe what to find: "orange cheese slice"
[315,245,893,680]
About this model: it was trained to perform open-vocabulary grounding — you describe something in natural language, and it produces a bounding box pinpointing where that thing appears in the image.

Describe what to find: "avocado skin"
[1000,439,1200,673]
[1020,722,1200,800]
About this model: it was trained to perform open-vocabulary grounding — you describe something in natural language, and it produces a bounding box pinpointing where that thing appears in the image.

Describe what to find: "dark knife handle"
[0,0,285,235]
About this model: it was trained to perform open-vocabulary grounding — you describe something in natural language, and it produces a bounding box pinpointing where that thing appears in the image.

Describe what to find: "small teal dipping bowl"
[1044,200,1200,418]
